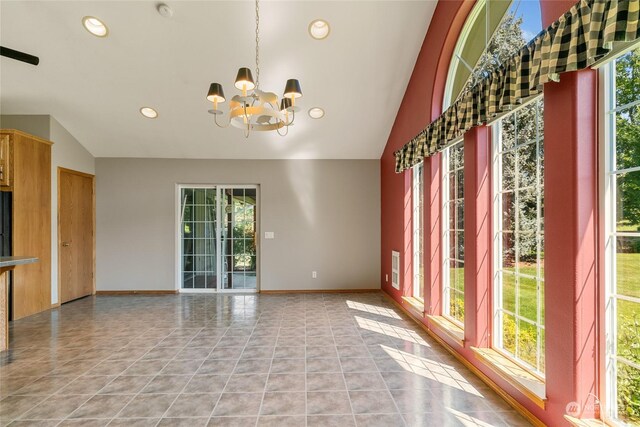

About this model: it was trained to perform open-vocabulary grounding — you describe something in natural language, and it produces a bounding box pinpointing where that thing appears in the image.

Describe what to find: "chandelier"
[206,0,302,137]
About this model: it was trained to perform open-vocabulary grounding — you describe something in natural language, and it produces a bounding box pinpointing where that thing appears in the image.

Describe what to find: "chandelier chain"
[255,0,260,89]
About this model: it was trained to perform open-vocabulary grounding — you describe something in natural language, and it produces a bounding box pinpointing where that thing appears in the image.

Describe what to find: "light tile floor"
[0,292,532,426]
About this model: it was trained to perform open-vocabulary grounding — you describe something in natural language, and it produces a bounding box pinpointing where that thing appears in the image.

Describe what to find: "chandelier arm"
[276,115,289,137]
[276,124,289,137]
[243,102,249,122]
[214,113,230,128]
[243,103,251,138]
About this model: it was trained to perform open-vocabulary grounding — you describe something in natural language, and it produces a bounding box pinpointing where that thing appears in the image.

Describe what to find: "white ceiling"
[0,1,434,159]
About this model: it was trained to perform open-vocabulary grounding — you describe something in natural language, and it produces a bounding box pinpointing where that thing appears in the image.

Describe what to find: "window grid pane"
[413,163,425,300]
[605,48,640,425]
[443,141,465,325]
[493,97,545,375]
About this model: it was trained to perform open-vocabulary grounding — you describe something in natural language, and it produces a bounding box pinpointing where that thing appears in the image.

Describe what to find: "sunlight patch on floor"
[381,345,483,397]
[346,300,402,319]
[355,316,430,346]
[447,408,499,426]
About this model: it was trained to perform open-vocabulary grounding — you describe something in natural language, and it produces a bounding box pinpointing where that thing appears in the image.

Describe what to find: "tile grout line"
[253,309,275,427]
[157,326,212,423]
[304,305,308,427]
[332,295,359,427]
[206,310,255,425]
[106,326,198,425]
[45,326,168,425]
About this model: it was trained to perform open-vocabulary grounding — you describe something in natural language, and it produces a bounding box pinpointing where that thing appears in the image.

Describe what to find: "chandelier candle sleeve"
[284,79,302,105]
[235,67,255,94]
[207,83,226,110]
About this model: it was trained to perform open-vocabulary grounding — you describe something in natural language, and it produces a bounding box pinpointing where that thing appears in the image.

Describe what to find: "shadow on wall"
[285,160,317,227]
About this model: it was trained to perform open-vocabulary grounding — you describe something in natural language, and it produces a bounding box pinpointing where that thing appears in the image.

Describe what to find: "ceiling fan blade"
[0,46,39,66]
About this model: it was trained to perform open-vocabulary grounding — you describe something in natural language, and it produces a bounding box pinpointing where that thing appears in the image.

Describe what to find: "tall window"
[412,163,425,301]
[493,97,545,375]
[442,141,465,324]
[603,47,640,425]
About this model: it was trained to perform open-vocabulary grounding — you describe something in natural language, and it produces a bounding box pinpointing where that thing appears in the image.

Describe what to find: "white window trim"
[491,96,546,377]
[602,57,618,424]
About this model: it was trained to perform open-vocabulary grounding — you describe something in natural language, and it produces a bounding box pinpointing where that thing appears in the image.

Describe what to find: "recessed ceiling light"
[308,19,330,40]
[82,16,109,37]
[140,107,158,119]
[308,107,325,119]
[156,3,174,19]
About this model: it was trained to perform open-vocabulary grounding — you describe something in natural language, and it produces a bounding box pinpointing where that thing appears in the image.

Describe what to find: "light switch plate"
[264,231,275,239]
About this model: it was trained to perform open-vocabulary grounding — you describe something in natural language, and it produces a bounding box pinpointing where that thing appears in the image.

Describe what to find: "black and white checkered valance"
[394,0,640,173]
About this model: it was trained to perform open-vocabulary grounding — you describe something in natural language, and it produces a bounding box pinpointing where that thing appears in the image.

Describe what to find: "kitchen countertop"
[0,257,39,268]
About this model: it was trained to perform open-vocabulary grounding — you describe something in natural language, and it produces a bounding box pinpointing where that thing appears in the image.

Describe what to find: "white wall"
[0,115,96,304]
[96,158,380,292]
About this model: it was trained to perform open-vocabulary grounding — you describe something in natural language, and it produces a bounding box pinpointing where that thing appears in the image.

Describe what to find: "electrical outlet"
[385,274,388,282]
[312,271,317,279]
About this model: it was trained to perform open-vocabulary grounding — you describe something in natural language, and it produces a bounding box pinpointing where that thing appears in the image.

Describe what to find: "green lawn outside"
[618,253,640,299]
[445,253,639,375]
[501,264,540,322]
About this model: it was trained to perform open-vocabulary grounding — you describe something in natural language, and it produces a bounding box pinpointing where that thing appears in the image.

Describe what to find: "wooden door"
[59,168,94,303]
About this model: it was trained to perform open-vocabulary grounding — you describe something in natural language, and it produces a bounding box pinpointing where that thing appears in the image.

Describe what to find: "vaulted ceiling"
[1,1,435,159]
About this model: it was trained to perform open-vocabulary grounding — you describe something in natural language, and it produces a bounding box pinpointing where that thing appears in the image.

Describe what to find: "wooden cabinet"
[0,134,11,188]
[0,130,52,319]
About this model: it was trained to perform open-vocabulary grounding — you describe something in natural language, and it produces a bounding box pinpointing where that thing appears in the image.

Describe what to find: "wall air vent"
[391,251,400,290]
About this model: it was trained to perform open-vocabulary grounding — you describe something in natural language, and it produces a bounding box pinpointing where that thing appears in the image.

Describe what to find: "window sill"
[564,416,608,426]
[401,297,424,317]
[471,347,546,409]
[427,315,464,347]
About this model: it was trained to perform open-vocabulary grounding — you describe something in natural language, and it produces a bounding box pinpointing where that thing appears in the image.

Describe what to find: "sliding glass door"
[221,188,257,290]
[179,185,258,292]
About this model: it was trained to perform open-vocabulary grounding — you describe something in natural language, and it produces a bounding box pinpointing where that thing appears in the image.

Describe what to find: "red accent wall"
[380,1,600,425]
[381,0,471,298]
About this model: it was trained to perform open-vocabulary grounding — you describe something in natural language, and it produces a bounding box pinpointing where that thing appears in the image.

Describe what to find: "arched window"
[441,1,544,365]
[443,0,543,109]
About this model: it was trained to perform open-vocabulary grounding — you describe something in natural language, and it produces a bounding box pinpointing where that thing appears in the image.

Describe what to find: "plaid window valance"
[394,0,640,173]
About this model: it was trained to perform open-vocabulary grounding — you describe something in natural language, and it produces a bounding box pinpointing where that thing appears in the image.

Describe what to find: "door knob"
[61,242,70,247]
